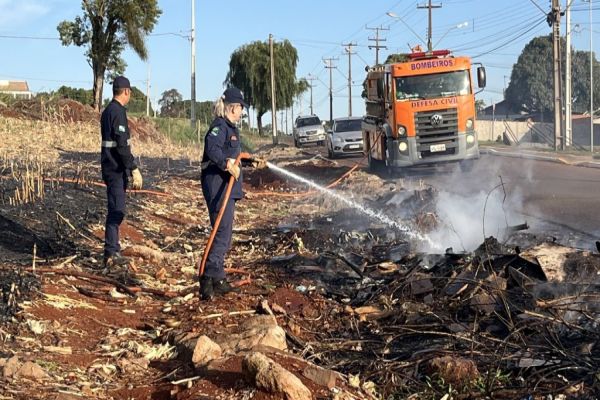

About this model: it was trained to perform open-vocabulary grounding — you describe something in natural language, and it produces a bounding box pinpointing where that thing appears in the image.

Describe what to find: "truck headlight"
[398,141,408,153]
[466,134,475,144]
[466,119,474,130]
[398,125,407,136]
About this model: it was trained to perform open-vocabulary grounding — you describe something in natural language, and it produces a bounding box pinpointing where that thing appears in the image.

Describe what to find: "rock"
[3,356,22,378]
[242,352,312,400]
[15,361,50,380]
[192,335,222,367]
[302,364,338,389]
[428,356,479,387]
[218,325,287,354]
[241,315,278,330]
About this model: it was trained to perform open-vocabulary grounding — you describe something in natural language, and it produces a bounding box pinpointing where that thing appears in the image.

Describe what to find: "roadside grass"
[152,116,274,153]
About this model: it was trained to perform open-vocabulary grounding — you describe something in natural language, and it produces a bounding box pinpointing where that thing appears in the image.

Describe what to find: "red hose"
[198,152,252,277]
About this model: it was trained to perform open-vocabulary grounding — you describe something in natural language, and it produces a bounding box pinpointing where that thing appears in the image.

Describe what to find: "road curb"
[481,148,600,169]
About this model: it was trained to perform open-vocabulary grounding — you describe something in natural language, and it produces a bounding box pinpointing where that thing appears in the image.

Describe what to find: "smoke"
[414,156,536,252]
[425,187,523,252]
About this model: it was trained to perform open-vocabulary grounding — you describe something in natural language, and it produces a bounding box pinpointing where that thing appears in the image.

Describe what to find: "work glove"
[226,158,241,181]
[131,168,143,190]
[251,157,268,169]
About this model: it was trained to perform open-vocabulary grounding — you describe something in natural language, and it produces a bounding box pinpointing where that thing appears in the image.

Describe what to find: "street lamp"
[386,11,427,49]
[433,22,468,49]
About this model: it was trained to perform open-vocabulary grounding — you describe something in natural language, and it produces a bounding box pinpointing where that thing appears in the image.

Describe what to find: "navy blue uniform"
[100,99,137,257]
[201,117,242,280]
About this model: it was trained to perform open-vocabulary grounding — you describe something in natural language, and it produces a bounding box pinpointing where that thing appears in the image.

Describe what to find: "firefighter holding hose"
[199,87,266,300]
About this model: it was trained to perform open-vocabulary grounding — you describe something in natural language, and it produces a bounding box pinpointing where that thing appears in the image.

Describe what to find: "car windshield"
[296,117,321,127]
[395,70,471,101]
[334,119,362,132]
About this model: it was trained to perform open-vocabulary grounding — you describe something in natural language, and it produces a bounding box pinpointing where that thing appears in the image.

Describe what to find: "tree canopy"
[57,0,161,111]
[505,35,600,115]
[225,39,308,134]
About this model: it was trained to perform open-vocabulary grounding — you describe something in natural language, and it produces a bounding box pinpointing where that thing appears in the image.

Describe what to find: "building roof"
[0,80,30,92]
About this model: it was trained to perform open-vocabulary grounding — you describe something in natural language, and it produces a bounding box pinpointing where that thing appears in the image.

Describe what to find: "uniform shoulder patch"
[118,125,126,132]
[210,127,220,136]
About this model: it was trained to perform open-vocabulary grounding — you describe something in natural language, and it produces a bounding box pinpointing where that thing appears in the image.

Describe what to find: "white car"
[326,117,364,158]
[293,115,326,147]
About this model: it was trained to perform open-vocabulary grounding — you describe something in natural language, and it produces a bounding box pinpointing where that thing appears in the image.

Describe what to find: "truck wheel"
[368,153,386,172]
[294,138,300,148]
[459,159,475,172]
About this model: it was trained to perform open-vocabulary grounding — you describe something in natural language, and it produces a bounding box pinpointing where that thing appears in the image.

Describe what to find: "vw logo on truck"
[430,114,443,126]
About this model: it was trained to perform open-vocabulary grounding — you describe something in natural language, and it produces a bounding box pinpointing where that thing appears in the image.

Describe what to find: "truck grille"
[414,108,458,158]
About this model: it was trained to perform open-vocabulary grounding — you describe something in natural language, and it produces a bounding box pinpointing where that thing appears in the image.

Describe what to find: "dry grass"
[0,116,199,163]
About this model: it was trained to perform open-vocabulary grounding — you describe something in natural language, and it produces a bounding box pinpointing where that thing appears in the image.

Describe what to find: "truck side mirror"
[477,66,486,88]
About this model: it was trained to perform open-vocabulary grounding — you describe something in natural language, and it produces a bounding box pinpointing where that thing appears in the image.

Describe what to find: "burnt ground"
[1,129,600,399]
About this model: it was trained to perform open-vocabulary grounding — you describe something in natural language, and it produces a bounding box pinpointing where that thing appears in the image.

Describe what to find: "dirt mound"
[128,116,163,141]
[1,98,163,142]
[6,98,100,123]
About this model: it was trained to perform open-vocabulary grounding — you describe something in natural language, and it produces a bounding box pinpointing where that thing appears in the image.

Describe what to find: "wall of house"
[476,120,554,145]
[571,118,600,148]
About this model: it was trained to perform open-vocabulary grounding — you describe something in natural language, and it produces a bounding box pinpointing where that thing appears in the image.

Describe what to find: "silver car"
[326,117,364,158]
[293,115,326,147]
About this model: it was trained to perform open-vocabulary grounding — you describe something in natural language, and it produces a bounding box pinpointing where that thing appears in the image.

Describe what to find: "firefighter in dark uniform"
[100,76,143,268]
[199,87,250,300]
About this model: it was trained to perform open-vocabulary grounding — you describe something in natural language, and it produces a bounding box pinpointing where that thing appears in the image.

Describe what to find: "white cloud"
[0,0,51,31]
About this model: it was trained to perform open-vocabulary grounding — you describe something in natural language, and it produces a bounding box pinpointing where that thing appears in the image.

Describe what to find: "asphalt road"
[302,143,600,246]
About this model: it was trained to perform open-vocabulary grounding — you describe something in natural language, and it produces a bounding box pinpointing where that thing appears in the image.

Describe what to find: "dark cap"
[113,76,131,89]
[223,87,249,109]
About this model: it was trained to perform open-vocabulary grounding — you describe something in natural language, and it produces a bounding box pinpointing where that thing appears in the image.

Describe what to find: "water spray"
[266,162,441,250]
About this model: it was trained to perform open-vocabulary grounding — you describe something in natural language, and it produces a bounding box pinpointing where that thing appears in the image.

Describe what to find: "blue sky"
[0,0,597,127]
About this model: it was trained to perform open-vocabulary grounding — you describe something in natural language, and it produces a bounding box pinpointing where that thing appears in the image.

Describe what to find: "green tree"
[475,99,486,114]
[56,86,94,104]
[158,89,183,118]
[127,86,153,114]
[57,0,161,111]
[225,39,308,134]
[506,35,600,115]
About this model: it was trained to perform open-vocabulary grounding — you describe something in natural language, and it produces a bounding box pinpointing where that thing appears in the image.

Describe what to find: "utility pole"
[146,63,151,117]
[367,26,389,65]
[550,0,562,151]
[190,0,196,129]
[565,0,574,149]
[323,57,338,124]
[306,74,317,115]
[417,0,442,52]
[590,0,594,153]
[269,34,278,144]
[285,107,288,136]
[342,42,356,117]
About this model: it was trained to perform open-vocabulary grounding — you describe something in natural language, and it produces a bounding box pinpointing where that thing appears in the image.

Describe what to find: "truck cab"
[362,50,486,171]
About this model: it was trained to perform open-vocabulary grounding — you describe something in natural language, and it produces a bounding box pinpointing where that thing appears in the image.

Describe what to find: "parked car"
[326,116,364,158]
[293,115,326,147]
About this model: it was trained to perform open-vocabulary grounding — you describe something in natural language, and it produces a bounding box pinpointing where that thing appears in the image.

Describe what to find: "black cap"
[113,76,131,89]
[223,87,249,109]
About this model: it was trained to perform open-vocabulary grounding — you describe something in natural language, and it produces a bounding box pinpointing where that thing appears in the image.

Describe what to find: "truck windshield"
[395,70,471,101]
[334,119,362,132]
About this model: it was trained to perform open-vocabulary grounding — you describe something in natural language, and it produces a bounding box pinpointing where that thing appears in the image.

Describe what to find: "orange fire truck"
[362,49,486,171]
